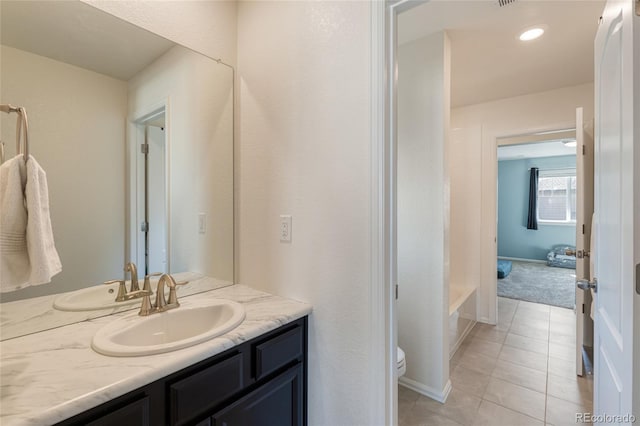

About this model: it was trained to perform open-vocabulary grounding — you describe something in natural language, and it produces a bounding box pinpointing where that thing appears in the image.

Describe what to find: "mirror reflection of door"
[137,109,168,275]
[146,121,167,274]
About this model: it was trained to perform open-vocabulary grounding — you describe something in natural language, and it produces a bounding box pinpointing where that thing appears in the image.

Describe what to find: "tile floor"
[399,297,593,426]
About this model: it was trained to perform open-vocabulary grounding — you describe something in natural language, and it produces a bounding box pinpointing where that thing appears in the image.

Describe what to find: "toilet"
[397,347,406,377]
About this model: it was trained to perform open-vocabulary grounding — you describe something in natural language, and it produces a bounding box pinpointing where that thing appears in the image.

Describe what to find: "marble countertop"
[0,284,312,426]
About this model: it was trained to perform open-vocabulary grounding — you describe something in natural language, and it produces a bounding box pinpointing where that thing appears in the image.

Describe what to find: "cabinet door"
[169,353,245,425]
[85,396,150,426]
[212,364,303,426]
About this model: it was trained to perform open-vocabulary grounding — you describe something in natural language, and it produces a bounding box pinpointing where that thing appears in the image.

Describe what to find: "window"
[537,168,576,223]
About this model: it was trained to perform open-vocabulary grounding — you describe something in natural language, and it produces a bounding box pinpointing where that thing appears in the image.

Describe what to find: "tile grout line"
[403,299,577,425]
[478,300,547,424]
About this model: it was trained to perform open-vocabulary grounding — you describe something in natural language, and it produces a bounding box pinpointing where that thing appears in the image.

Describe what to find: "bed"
[547,245,577,269]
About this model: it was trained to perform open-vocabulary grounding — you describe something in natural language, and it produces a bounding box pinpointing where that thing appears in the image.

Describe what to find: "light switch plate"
[280,215,292,242]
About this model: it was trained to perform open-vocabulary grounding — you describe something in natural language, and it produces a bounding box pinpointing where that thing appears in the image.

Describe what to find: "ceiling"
[398,0,605,108]
[497,139,577,160]
[1,0,175,81]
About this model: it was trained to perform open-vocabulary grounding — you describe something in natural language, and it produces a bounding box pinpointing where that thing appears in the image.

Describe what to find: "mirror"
[0,1,234,340]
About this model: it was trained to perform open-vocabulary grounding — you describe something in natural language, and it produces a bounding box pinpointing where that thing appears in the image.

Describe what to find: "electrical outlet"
[198,213,206,234]
[280,215,292,242]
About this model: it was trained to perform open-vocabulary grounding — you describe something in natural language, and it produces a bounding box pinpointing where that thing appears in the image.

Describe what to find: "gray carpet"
[497,260,576,309]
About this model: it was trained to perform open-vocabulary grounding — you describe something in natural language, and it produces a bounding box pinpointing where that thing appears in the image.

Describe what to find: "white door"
[575,107,594,377]
[147,125,167,273]
[592,0,636,419]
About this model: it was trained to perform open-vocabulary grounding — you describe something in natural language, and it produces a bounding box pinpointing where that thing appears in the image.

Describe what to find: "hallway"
[399,297,593,426]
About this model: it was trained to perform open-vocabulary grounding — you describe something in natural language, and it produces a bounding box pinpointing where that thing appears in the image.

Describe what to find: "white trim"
[370,1,391,425]
[488,122,577,326]
[537,221,577,226]
[539,167,576,177]
[399,378,452,403]
[498,256,548,264]
[634,0,640,413]
[382,2,431,425]
[449,320,476,358]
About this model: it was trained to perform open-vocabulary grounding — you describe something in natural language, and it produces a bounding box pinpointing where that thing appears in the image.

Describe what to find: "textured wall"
[451,82,593,323]
[397,31,451,400]
[128,46,234,282]
[83,0,237,65]
[236,2,376,424]
[1,46,127,301]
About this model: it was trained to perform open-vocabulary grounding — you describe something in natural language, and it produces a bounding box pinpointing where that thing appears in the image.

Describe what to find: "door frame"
[493,123,578,319]
[374,1,430,424]
[127,99,171,276]
[378,0,639,422]
[484,121,577,325]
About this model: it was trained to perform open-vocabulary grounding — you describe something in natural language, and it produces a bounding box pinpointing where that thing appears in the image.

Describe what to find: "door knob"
[577,278,598,293]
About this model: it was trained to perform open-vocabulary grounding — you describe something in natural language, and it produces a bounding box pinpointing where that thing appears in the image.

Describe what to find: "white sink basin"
[53,282,140,312]
[91,299,245,357]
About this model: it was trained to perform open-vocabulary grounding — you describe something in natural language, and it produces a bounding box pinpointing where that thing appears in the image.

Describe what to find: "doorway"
[131,107,168,276]
[389,1,603,424]
[496,136,578,309]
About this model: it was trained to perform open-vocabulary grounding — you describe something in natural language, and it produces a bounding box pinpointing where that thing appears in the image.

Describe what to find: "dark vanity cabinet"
[57,317,307,426]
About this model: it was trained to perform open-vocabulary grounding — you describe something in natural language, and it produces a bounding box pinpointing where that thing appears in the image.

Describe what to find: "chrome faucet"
[138,273,188,316]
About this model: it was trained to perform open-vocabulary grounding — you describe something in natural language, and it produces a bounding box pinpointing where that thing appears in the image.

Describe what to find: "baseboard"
[498,256,547,264]
[399,377,452,403]
[477,316,495,325]
[449,320,476,358]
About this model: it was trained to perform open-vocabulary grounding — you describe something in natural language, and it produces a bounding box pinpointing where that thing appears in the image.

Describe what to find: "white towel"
[0,154,61,292]
[25,155,61,285]
[0,155,29,290]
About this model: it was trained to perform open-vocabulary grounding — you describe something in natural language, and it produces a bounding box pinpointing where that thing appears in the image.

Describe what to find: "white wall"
[450,126,481,291]
[1,45,127,301]
[451,82,594,323]
[236,2,376,424]
[128,46,234,282]
[397,32,451,401]
[83,0,237,66]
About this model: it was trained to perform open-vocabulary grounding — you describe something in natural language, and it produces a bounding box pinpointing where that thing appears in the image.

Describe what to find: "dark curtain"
[526,167,539,230]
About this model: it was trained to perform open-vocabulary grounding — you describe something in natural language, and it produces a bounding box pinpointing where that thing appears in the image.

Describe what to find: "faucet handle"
[167,279,189,306]
[104,279,127,302]
[133,290,154,316]
[127,289,151,297]
[142,272,163,292]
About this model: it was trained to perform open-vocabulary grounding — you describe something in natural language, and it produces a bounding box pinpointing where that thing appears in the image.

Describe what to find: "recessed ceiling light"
[563,140,577,148]
[519,27,545,41]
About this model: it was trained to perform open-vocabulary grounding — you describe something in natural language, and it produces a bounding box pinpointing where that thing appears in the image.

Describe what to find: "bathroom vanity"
[59,316,306,425]
[0,285,312,426]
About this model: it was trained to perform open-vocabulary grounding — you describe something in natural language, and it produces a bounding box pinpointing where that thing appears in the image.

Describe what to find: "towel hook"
[1,104,29,162]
